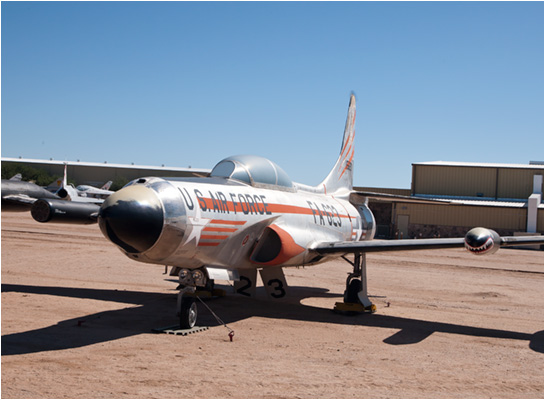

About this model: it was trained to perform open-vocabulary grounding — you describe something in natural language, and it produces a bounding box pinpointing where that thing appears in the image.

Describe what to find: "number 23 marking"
[236,276,286,298]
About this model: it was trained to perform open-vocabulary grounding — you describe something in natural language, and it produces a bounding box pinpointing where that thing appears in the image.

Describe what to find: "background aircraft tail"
[48,163,68,191]
[318,93,356,196]
[101,181,113,190]
[62,163,68,188]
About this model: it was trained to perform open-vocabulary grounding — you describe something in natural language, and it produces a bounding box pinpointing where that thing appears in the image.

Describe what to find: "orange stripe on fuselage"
[203,227,238,233]
[196,197,350,219]
[265,203,314,215]
[210,219,246,225]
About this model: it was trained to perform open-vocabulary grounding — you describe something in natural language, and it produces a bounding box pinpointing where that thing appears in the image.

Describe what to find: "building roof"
[413,161,544,170]
[414,194,544,208]
[1,157,211,174]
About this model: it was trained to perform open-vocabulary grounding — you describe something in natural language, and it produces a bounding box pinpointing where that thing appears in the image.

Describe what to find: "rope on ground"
[195,295,235,341]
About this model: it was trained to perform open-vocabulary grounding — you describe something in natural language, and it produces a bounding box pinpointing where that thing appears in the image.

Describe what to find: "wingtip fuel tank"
[31,198,100,224]
[464,227,501,255]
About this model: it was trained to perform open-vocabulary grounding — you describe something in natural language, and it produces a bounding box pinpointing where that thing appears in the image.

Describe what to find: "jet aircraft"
[31,94,544,329]
[77,180,113,192]
[49,163,113,203]
[1,178,60,210]
[2,164,112,210]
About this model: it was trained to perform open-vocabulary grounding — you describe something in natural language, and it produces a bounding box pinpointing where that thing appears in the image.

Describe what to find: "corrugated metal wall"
[412,165,497,197]
[396,203,528,231]
[413,165,543,200]
[497,168,543,199]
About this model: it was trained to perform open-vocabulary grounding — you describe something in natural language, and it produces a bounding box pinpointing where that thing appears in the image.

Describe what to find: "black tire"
[179,297,197,329]
[344,279,362,304]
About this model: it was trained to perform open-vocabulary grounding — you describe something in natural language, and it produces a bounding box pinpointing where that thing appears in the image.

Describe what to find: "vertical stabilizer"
[318,93,356,196]
[62,163,68,188]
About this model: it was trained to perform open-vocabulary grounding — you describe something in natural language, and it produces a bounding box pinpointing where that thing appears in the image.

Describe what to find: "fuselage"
[97,96,366,273]
[98,175,375,271]
[76,185,113,198]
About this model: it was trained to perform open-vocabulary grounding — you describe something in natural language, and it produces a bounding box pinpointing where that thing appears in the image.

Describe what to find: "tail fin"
[101,181,113,190]
[62,163,68,188]
[52,163,68,195]
[319,93,356,196]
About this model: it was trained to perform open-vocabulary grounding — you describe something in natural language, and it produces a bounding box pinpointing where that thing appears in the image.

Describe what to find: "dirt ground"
[1,210,543,398]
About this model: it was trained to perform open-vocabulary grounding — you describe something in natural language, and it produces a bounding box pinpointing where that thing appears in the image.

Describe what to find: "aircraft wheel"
[179,297,197,329]
[344,279,362,304]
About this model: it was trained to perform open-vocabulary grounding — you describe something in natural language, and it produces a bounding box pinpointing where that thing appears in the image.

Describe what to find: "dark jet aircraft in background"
[1,178,60,211]
[2,164,112,210]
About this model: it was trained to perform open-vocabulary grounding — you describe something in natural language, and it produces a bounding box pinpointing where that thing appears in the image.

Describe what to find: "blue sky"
[2,1,543,188]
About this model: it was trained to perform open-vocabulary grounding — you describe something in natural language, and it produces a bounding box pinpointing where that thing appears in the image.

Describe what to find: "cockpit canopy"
[210,155,293,190]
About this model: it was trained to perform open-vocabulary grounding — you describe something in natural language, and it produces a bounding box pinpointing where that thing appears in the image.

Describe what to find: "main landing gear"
[334,252,376,314]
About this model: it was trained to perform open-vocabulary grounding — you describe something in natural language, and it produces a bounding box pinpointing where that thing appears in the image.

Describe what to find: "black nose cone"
[98,185,163,253]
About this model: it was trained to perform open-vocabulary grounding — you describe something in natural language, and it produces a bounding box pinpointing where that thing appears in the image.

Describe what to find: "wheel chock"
[334,302,376,314]
[152,325,209,335]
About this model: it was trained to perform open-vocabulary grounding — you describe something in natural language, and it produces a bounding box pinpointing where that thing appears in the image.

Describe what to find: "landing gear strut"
[335,252,376,313]
[175,267,209,329]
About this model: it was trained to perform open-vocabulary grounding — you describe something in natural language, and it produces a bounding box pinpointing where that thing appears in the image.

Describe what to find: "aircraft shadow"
[2,283,542,356]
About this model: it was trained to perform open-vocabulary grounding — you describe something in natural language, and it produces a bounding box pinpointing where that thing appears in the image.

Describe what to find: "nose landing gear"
[176,267,209,329]
[175,266,226,329]
[177,287,198,329]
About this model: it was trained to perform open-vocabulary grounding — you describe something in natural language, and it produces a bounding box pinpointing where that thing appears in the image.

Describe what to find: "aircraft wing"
[72,197,106,204]
[314,237,465,254]
[313,229,544,255]
[2,194,39,206]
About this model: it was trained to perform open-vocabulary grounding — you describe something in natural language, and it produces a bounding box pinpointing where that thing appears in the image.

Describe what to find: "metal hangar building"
[358,161,544,239]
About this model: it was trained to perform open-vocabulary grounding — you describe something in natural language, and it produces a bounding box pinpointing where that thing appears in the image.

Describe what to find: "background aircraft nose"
[98,185,164,253]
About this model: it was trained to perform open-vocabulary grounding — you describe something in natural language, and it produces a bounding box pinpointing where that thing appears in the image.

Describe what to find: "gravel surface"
[2,211,543,398]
